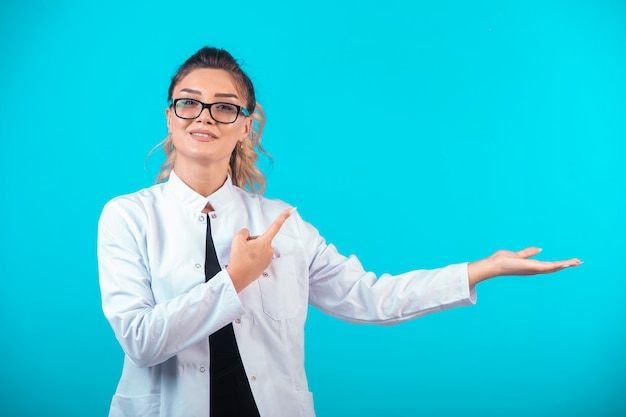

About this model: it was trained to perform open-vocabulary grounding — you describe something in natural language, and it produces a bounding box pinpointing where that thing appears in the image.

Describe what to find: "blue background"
[1,0,624,416]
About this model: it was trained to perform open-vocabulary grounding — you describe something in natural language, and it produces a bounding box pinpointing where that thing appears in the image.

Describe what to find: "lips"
[188,129,218,141]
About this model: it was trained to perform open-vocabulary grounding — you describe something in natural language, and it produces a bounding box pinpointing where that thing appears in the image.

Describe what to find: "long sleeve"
[98,199,245,368]
[297,214,476,325]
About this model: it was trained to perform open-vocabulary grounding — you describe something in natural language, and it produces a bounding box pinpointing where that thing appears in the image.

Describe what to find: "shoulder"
[233,187,303,231]
[233,187,293,215]
[104,182,165,208]
[99,183,166,226]
[231,187,321,244]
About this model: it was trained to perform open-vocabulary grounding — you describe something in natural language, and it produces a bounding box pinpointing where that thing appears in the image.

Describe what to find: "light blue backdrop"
[1,0,624,416]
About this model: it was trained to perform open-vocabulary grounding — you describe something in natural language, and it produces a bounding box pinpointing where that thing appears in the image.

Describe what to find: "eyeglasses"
[171,98,250,124]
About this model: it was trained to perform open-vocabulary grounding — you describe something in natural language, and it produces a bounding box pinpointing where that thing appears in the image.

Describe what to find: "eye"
[178,99,201,108]
[213,103,238,113]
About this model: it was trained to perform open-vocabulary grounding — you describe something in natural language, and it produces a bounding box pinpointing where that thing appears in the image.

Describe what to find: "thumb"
[237,228,251,240]
[515,247,542,259]
[233,229,250,242]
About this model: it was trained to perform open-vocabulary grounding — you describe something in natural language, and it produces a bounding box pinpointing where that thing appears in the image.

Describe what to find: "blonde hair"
[155,47,271,193]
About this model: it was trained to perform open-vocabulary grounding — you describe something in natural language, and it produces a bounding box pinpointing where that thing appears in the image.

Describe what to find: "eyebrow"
[215,93,240,99]
[178,88,240,99]
[178,88,202,95]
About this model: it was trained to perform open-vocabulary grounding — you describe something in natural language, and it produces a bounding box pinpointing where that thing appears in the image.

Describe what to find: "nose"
[197,106,214,124]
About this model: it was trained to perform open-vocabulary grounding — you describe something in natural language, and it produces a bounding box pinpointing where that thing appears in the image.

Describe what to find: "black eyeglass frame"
[171,98,250,124]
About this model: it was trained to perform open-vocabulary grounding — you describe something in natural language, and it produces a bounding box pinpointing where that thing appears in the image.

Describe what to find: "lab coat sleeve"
[297,215,476,325]
[97,199,245,368]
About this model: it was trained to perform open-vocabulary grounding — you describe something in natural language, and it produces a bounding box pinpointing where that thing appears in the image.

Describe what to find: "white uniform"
[97,170,476,417]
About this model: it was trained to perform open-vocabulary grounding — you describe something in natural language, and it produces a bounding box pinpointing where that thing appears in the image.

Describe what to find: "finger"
[237,228,251,240]
[536,257,582,269]
[560,258,583,268]
[533,258,582,273]
[260,207,296,242]
[515,247,542,259]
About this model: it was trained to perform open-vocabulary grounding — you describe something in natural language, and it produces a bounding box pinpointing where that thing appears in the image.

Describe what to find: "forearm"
[103,271,244,367]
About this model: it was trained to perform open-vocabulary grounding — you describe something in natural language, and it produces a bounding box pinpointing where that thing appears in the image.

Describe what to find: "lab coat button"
[195,263,202,269]
[235,318,242,324]
[199,216,206,223]
[200,367,205,373]
[262,272,269,277]
[250,375,256,382]
[210,213,217,219]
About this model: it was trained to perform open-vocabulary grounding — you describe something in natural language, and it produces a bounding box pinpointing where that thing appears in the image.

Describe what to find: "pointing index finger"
[261,207,296,242]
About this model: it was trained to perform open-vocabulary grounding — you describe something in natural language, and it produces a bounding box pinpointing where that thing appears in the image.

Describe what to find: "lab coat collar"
[166,170,235,213]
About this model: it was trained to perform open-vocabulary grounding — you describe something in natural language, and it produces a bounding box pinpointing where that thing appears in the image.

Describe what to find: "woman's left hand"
[468,247,582,286]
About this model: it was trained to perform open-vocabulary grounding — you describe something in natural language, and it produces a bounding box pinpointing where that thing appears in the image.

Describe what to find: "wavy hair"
[156,47,271,193]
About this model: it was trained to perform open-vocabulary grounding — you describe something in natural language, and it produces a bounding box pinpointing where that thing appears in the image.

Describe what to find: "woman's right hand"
[226,208,295,292]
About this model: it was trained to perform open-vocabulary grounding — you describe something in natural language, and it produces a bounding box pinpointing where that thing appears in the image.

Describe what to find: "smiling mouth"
[190,132,217,141]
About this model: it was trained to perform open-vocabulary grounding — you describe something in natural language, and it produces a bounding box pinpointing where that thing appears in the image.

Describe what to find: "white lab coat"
[97,170,476,417]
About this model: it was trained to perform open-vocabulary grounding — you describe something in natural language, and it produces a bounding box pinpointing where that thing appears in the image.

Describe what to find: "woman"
[97,46,581,417]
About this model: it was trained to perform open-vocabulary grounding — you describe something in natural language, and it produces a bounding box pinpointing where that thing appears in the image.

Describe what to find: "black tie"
[205,214,260,416]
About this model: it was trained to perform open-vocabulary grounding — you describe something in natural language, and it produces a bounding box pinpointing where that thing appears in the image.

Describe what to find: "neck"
[173,161,229,198]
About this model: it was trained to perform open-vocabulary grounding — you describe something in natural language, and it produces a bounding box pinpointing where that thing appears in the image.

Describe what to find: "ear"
[165,107,172,132]
[240,116,253,141]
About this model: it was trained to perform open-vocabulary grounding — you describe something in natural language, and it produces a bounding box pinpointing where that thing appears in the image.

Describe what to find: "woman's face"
[166,68,252,172]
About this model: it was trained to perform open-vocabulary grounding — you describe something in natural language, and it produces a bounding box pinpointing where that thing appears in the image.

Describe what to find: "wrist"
[468,257,497,286]
[225,265,244,293]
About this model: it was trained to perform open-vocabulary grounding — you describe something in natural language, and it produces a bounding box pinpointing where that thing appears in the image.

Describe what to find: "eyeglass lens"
[174,99,240,123]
